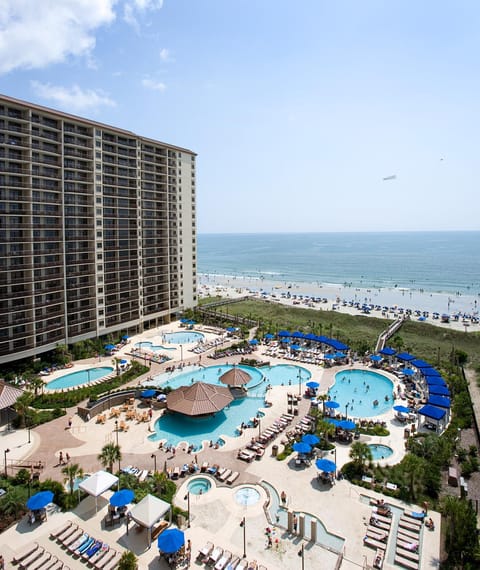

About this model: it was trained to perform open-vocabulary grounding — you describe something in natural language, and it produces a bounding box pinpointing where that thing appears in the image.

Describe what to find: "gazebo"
[0,381,24,427]
[129,494,172,547]
[79,470,119,512]
[219,367,251,397]
[166,382,233,416]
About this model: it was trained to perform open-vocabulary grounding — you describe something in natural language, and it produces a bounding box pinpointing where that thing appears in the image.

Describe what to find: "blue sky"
[1,0,479,233]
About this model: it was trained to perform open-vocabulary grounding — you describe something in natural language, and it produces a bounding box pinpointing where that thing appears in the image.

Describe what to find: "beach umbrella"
[325,401,340,409]
[157,528,185,553]
[110,489,134,508]
[141,389,156,398]
[334,352,346,359]
[277,330,291,337]
[226,327,236,333]
[302,434,320,446]
[122,335,130,340]
[323,354,335,360]
[428,385,450,397]
[338,419,356,431]
[369,355,382,362]
[104,344,115,350]
[306,381,319,389]
[315,458,336,473]
[422,368,441,377]
[292,331,304,338]
[249,339,259,345]
[402,368,415,377]
[290,344,301,351]
[27,490,54,511]
[264,333,275,340]
[324,418,340,426]
[379,347,396,356]
[393,405,411,414]
[292,442,312,454]
[120,359,128,365]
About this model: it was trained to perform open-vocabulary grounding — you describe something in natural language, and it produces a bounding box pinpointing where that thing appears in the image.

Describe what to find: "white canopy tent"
[79,470,119,512]
[129,494,172,547]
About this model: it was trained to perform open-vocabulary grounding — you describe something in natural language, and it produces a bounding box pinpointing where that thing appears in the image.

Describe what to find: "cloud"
[141,78,166,92]
[30,81,116,112]
[0,0,116,74]
[123,0,164,30]
[159,48,171,62]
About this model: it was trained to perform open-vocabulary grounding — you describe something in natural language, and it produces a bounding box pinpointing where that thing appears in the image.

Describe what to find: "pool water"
[187,477,212,495]
[135,341,176,352]
[234,486,261,506]
[65,474,90,493]
[145,363,310,449]
[163,331,205,344]
[328,369,394,418]
[368,444,394,460]
[45,367,114,390]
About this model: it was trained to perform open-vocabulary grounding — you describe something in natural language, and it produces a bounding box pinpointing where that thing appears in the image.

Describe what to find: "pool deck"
[0,322,441,569]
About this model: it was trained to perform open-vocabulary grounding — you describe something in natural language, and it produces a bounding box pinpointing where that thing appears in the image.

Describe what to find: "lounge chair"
[405,511,426,520]
[219,469,232,482]
[227,471,239,485]
[94,549,117,570]
[62,528,84,547]
[87,544,109,567]
[394,554,419,570]
[197,542,214,562]
[76,536,95,556]
[201,461,209,472]
[26,551,52,570]
[172,467,180,479]
[373,548,384,569]
[400,515,422,528]
[398,519,421,533]
[216,468,227,479]
[363,536,386,550]
[101,552,121,570]
[214,550,232,570]
[19,547,44,570]
[68,532,89,552]
[396,547,420,563]
[397,539,420,555]
[208,546,223,566]
[235,559,248,570]
[366,529,388,543]
[39,555,61,570]
[56,523,79,543]
[49,520,73,540]
[83,540,103,560]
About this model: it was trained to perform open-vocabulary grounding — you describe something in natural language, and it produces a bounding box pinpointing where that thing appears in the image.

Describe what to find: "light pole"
[184,491,190,527]
[297,370,302,396]
[240,517,246,558]
[180,345,184,363]
[331,448,337,479]
[298,542,305,570]
[151,454,157,473]
[27,417,31,444]
[114,421,120,485]
[257,414,261,438]
[4,449,10,477]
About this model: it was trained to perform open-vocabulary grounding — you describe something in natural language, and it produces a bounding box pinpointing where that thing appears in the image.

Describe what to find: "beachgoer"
[59,451,63,465]
[68,417,72,429]
[267,535,273,549]
[293,514,298,533]
[66,452,70,463]
[281,490,286,504]
[0,554,4,570]
[148,408,153,419]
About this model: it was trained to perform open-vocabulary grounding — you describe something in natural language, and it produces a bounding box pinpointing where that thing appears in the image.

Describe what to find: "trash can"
[272,445,278,457]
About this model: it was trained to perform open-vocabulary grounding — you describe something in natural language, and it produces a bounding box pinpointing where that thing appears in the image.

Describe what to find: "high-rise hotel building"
[0,94,197,365]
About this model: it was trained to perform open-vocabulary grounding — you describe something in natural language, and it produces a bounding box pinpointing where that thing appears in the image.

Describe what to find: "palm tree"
[62,463,84,496]
[349,442,373,472]
[97,443,121,474]
[318,394,329,415]
[401,453,425,501]
[28,376,45,396]
[118,551,138,570]
[14,392,34,428]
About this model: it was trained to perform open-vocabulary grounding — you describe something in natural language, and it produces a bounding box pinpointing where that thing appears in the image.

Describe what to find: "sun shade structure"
[0,381,24,411]
[79,470,119,512]
[379,347,396,356]
[315,458,336,473]
[219,367,252,388]
[166,382,233,416]
[27,490,54,511]
[110,489,134,507]
[129,494,172,547]
[157,528,185,554]
[396,352,415,361]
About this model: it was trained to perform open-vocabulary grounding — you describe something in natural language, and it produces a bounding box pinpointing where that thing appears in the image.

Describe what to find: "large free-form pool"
[45,367,114,390]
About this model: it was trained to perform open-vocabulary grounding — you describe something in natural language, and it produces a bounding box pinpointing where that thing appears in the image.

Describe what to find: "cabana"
[79,470,119,512]
[417,405,447,433]
[427,395,451,422]
[428,385,450,397]
[129,494,172,547]
[396,352,415,362]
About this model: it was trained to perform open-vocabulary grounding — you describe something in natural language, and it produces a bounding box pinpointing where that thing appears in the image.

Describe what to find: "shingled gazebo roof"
[166,382,233,416]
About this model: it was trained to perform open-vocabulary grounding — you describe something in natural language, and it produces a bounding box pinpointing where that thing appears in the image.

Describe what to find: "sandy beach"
[199,273,480,333]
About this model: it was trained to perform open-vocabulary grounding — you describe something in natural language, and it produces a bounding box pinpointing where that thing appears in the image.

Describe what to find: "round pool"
[45,367,114,390]
[328,369,394,417]
[163,331,205,344]
[234,486,261,506]
[187,477,212,495]
[368,444,394,461]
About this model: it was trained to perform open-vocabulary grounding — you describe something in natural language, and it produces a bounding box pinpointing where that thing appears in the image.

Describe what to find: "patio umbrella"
[122,335,130,340]
[325,401,340,409]
[27,490,54,510]
[226,327,236,333]
[369,355,382,362]
[402,368,415,376]
[264,333,275,339]
[393,405,411,414]
[249,339,259,345]
[323,354,335,360]
[306,381,319,389]
[315,458,336,473]
[379,347,396,356]
[104,344,115,350]
[141,389,156,398]
[292,442,312,454]
[157,528,185,553]
[324,418,340,426]
[110,489,134,508]
[338,419,356,431]
[120,359,128,365]
[302,434,320,446]
[277,330,291,337]
[290,344,301,351]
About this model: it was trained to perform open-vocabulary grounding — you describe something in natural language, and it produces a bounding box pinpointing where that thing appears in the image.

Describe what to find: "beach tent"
[277,330,291,337]
[411,359,432,369]
[427,395,451,409]
[292,331,304,338]
[379,347,396,356]
[417,405,447,433]
[129,494,172,547]
[425,377,447,387]
[79,470,118,512]
[396,352,415,362]
[428,385,450,397]
[422,367,442,377]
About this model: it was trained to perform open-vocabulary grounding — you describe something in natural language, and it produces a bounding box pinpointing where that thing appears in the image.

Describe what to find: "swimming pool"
[45,367,113,390]
[135,341,176,352]
[328,369,394,417]
[234,486,261,506]
[368,444,394,460]
[187,477,212,495]
[163,331,205,344]
[145,363,309,448]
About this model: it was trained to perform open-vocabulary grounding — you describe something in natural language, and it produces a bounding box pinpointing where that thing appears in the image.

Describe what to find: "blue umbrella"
[120,359,128,364]
[104,344,115,350]
[334,352,346,359]
[110,489,134,507]
[315,458,336,473]
[369,354,382,362]
[324,418,340,426]
[264,333,275,339]
[27,490,54,510]
[302,434,320,446]
[141,389,156,398]
[292,442,312,454]
[226,327,236,333]
[249,339,259,345]
[290,344,301,351]
[306,381,319,389]
[277,330,291,337]
[402,368,415,376]
[393,405,411,414]
[379,347,396,356]
[323,354,335,360]
[338,419,356,430]
[122,335,130,340]
[325,401,340,409]
[157,528,185,553]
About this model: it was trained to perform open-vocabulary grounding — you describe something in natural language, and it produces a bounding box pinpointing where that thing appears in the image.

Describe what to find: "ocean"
[197,232,480,316]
